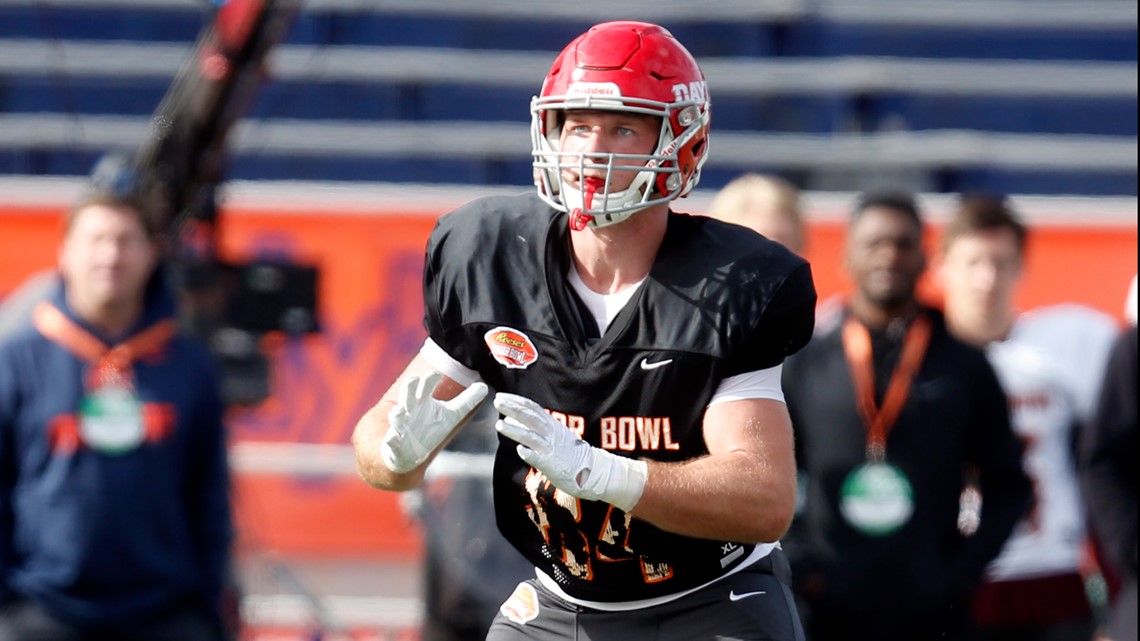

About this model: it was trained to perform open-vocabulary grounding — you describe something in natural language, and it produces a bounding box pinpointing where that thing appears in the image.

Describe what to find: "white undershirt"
[566,266,644,334]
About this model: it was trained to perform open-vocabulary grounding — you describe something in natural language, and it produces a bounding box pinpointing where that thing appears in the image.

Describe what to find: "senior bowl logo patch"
[484,326,539,369]
[500,582,540,625]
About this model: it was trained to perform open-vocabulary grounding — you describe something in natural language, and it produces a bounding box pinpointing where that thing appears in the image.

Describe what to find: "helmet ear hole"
[677,106,699,127]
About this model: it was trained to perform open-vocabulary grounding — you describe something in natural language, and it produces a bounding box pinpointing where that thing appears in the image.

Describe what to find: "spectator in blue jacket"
[0,188,233,641]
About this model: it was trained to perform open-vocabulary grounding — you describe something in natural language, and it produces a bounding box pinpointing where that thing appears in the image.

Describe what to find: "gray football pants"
[486,549,805,641]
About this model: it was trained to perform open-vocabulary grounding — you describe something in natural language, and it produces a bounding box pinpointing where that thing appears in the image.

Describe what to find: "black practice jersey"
[423,193,817,602]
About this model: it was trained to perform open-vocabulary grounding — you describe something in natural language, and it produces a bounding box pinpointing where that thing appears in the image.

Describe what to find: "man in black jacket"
[781,190,1031,641]
[1080,327,1138,641]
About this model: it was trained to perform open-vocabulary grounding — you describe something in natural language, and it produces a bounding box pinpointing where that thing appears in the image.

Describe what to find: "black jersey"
[423,193,816,602]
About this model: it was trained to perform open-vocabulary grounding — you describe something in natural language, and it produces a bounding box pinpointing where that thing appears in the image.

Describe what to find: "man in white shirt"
[938,193,1120,641]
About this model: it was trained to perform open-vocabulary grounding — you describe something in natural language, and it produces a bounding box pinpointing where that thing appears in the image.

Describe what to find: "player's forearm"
[631,451,796,543]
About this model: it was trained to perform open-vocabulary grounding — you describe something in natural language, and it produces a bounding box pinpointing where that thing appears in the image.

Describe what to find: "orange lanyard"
[33,301,175,390]
[841,313,932,461]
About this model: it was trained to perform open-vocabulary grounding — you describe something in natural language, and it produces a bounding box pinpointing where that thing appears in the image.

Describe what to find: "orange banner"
[2,202,1136,556]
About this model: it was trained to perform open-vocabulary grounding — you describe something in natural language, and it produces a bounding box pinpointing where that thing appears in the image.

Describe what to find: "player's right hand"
[494,392,647,512]
[380,372,488,474]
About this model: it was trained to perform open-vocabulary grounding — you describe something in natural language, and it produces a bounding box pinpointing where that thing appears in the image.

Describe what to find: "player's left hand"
[494,393,647,512]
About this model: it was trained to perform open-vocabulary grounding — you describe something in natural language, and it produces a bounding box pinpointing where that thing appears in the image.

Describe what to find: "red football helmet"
[530,21,712,229]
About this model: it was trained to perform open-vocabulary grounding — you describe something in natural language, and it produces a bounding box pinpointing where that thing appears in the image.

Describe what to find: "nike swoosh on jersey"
[640,358,673,370]
[728,590,767,601]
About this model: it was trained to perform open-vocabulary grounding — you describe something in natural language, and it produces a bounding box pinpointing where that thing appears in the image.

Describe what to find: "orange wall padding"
[2,203,1136,556]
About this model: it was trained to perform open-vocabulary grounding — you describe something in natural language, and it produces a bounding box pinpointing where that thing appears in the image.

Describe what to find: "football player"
[352,21,816,641]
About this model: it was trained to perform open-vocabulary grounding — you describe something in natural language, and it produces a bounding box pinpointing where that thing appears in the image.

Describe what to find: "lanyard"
[841,313,932,462]
[33,301,175,390]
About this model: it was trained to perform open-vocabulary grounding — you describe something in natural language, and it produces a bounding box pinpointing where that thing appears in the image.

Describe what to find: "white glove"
[493,393,647,513]
[380,372,489,474]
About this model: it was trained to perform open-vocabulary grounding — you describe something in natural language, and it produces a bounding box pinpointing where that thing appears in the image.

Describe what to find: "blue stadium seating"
[0,148,103,176]
[935,167,1140,197]
[0,6,205,42]
[0,140,1133,198]
[868,95,1138,136]
[347,19,779,57]
[781,21,1138,61]
[0,3,1135,195]
[248,83,411,121]
[1,78,859,133]
[1,78,168,116]
[220,154,535,186]
[709,95,853,134]
[0,6,779,56]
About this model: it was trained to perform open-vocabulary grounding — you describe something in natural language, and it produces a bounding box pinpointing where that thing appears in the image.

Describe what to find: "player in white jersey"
[938,194,1121,640]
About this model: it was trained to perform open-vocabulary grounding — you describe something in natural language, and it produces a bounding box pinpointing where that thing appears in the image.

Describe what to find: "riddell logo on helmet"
[484,326,540,369]
[567,82,622,97]
[671,81,708,104]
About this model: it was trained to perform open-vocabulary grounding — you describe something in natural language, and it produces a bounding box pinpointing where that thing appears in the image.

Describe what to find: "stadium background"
[0,1,1136,639]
